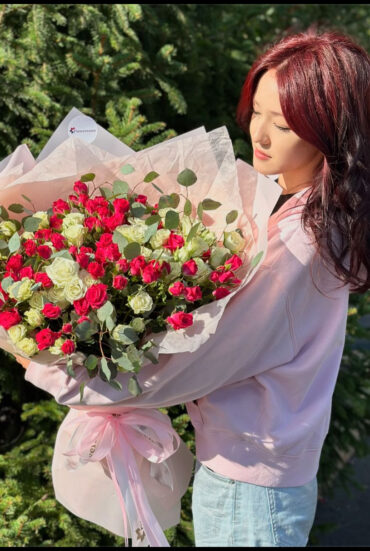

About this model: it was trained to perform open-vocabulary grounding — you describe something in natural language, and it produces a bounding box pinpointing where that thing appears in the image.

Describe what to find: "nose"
[251,118,270,148]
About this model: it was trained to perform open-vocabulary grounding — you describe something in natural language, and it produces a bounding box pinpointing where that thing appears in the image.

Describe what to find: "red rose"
[166,312,193,330]
[0,308,22,329]
[68,194,79,204]
[75,251,90,270]
[103,212,125,232]
[61,339,76,354]
[141,261,162,284]
[19,266,34,280]
[218,270,235,283]
[35,328,58,350]
[69,245,78,256]
[113,198,130,214]
[213,287,230,300]
[163,232,184,252]
[183,286,202,302]
[209,271,220,283]
[113,275,128,290]
[50,232,66,250]
[117,258,129,272]
[42,303,62,319]
[34,272,53,289]
[6,254,23,272]
[130,256,147,276]
[88,261,105,279]
[168,281,185,296]
[23,240,37,256]
[102,243,121,262]
[52,198,70,214]
[84,216,101,232]
[49,214,63,230]
[201,249,212,260]
[74,180,88,195]
[98,233,113,247]
[73,297,90,316]
[62,323,73,333]
[37,245,52,259]
[161,261,171,275]
[224,254,243,271]
[136,194,147,205]
[85,283,108,309]
[35,228,52,241]
[182,259,198,276]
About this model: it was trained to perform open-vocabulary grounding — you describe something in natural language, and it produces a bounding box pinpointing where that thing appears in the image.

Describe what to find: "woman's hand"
[14,354,31,370]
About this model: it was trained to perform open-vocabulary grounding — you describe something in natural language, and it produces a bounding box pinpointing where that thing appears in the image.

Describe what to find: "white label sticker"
[67,115,98,144]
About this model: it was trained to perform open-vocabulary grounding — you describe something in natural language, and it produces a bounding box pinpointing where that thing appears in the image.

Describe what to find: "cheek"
[278,139,318,170]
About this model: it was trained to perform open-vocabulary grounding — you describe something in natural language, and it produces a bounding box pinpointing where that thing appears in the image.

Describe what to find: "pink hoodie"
[25,185,350,488]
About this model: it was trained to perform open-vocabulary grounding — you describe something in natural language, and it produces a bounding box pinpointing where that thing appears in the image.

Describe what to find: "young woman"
[17,27,369,547]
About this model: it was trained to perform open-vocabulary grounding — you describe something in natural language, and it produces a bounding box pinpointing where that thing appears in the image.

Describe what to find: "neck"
[278,152,323,195]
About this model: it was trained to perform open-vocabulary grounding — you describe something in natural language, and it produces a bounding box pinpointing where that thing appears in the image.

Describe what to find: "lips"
[254,148,271,160]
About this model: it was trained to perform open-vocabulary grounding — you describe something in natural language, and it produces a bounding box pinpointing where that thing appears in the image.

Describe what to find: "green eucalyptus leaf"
[85,354,99,371]
[226,210,238,224]
[145,214,161,226]
[124,242,141,260]
[170,193,180,209]
[50,250,74,261]
[143,222,159,243]
[0,206,9,220]
[144,171,159,183]
[108,379,123,391]
[177,168,197,187]
[97,301,114,322]
[128,375,142,396]
[186,222,201,242]
[184,199,192,216]
[66,358,76,378]
[23,216,43,232]
[8,204,24,213]
[164,210,179,230]
[121,164,135,175]
[80,173,95,182]
[158,195,172,210]
[8,232,20,253]
[106,316,116,332]
[0,239,8,249]
[116,352,136,371]
[112,325,138,345]
[131,202,147,218]
[113,180,129,196]
[202,198,221,210]
[112,230,128,254]
[99,186,114,200]
[197,203,203,220]
[100,356,111,381]
[152,182,164,194]
[21,194,32,204]
[250,250,264,270]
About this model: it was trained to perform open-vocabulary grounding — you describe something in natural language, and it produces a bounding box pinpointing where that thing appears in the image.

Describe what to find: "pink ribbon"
[62,408,181,547]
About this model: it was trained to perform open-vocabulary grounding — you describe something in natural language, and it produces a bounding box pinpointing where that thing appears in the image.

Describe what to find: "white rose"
[47,285,70,309]
[199,227,217,246]
[163,261,182,282]
[64,224,87,247]
[223,231,246,253]
[24,308,44,327]
[173,246,191,263]
[185,236,209,257]
[149,229,171,249]
[8,323,28,343]
[116,223,147,244]
[44,241,57,253]
[33,211,49,229]
[140,246,152,259]
[29,291,48,310]
[130,317,146,333]
[21,231,35,240]
[45,257,79,287]
[151,249,173,262]
[16,337,38,356]
[62,212,85,230]
[210,246,231,268]
[8,278,34,302]
[180,215,193,238]
[49,337,66,355]
[64,276,87,303]
[128,291,153,314]
[0,220,17,237]
[80,269,97,288]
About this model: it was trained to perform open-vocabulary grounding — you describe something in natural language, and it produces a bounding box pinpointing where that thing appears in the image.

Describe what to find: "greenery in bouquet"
[0,164,252,398]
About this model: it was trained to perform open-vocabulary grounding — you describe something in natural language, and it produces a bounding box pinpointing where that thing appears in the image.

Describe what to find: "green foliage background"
[0,4,369,547]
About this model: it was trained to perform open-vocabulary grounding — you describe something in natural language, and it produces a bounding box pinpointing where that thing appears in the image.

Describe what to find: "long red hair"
[236,27,370,293]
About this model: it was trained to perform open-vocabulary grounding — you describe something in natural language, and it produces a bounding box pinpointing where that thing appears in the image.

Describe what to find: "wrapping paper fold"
[1,108,282,545]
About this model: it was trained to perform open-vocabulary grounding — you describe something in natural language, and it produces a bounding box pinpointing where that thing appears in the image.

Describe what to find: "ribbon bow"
[62,408,181,547]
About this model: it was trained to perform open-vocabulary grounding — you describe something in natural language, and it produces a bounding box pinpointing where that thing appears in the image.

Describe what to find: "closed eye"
[251,109,290,132]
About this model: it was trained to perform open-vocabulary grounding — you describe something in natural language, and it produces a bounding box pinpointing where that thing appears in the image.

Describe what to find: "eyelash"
[251,109,290,132]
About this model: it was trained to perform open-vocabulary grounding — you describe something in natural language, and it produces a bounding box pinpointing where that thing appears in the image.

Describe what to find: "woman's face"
[249,68,323,194]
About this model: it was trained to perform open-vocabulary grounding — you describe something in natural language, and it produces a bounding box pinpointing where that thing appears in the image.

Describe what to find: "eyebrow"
[253,100,284,117]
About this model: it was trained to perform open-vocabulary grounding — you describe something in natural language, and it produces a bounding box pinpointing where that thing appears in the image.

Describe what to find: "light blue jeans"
[192,461,318,547]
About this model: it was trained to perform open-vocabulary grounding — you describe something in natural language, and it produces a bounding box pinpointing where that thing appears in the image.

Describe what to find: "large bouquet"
[0,109,282,547]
